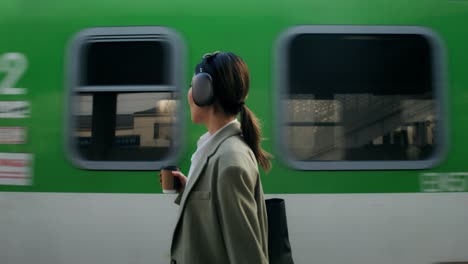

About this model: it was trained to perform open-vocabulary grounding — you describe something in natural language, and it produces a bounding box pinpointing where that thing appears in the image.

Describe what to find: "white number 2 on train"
[0,53,28,95]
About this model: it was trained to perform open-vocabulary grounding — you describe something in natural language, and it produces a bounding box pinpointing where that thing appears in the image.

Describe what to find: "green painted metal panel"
[1,0,468,194]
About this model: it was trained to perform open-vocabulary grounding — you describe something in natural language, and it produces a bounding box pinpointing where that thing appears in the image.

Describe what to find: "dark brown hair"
[195,51,272,172]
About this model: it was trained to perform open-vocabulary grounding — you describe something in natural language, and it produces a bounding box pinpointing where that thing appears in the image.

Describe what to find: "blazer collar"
[178,122,242,211]
[201,121,241,160]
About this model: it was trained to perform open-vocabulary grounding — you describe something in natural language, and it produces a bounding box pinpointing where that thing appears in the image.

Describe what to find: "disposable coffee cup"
[161,165,180,194]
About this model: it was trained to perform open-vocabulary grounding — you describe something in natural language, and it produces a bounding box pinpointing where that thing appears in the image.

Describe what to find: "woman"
[168,51,271,264]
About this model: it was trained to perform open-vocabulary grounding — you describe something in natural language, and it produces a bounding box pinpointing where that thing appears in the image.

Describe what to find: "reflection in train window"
[74,93,179,161]
[67,27,185,170]
[276,26,446,170]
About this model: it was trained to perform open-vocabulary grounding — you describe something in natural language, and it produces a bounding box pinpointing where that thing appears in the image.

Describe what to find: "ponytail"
[239,104,272,172]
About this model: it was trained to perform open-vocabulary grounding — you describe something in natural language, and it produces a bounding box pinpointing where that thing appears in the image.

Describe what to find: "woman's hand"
[171,171,187,193]
[158,167,187,193]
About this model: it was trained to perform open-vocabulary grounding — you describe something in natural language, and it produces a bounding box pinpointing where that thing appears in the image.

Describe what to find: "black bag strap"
[265,198,295,264]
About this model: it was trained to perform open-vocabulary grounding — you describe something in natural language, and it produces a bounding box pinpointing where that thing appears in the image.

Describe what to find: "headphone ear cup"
[192,73,214,106]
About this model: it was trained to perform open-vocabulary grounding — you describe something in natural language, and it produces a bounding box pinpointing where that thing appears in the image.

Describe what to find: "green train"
[1,0,468,263]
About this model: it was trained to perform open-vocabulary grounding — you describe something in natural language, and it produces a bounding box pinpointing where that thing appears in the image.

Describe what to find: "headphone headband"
[202,51,221,60]
[198,51,220,74]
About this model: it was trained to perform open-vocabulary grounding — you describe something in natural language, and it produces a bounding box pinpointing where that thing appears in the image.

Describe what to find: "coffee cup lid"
[161,165,178,171]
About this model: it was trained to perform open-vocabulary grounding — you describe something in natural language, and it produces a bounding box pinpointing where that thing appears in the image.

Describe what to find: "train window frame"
[66,26,185,170]
[274,25,448,170]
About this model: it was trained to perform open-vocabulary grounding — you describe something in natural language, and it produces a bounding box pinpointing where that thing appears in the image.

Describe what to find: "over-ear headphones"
[191,52,220,106]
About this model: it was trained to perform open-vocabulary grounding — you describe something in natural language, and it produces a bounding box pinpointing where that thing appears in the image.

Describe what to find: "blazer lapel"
[178,122,241,210]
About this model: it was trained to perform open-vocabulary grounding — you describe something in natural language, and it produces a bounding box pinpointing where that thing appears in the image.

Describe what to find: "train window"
[67,27,185,170]
[275,26,447,170]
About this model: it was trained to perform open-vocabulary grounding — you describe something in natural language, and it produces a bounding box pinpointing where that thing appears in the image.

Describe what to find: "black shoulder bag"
[265,198,295,264]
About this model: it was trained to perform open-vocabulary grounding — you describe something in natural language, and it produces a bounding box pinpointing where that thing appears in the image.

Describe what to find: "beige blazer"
[170,122,268,264]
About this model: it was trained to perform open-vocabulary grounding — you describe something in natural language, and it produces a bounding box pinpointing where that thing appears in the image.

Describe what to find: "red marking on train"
[0,159,27,167]
[0,175,27,179]
[0,171,25,174]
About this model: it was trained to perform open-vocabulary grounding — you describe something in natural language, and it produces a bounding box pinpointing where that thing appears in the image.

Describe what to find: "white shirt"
[187,119,239,182]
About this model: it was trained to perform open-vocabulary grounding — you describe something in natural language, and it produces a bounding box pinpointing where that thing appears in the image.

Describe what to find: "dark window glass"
[82,41,169,86]
[288,34,432,97]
